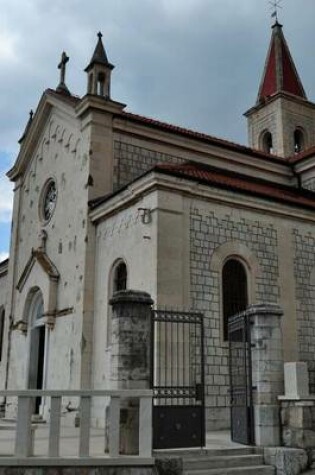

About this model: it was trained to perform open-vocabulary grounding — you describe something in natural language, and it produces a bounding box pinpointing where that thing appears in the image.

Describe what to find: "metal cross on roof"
[56,51,70,94]
[269,0,283,22]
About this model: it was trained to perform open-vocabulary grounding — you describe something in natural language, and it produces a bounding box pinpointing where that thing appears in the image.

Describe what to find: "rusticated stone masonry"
[113,141,185,190]
[190,207,279,429]
[293,228,315,392]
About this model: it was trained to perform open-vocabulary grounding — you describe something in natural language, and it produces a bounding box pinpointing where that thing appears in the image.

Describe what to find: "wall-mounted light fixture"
[138,208,152,225]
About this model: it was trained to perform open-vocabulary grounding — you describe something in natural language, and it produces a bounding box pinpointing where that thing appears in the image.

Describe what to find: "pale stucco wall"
[91,192,158,426]
[8,107,90,400]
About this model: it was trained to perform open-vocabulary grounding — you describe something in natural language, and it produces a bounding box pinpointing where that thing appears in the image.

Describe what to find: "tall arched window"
[294,128,305,154]
[0,308,5,362]
[261,131,273,154]
[222,259,248,340]
[107,260,127,346]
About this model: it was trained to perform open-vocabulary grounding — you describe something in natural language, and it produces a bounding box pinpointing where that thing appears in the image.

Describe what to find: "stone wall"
[302,177,315,192]
[293,229,315,392]
[113,141,185,190]
[190,207,280,429]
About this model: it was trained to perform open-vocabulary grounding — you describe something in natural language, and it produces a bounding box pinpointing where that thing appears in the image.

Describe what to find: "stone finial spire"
[257,22,307,104]
[18,110,34,145]
[56,51,70,95]
[85,32,114,71]
[85,32,114,98]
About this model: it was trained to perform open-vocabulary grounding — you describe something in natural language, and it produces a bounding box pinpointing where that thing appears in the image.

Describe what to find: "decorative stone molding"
[16,248,60,329]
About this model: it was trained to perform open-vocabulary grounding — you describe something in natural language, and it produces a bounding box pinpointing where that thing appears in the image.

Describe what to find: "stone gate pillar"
[248,303,284,446]
[109,290,153,454]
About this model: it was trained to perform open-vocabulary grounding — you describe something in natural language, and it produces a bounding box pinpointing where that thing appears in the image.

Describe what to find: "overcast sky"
[0,0,315,258]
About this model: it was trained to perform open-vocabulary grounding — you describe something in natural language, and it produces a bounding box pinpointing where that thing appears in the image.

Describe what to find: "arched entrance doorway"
[27,290,47,415]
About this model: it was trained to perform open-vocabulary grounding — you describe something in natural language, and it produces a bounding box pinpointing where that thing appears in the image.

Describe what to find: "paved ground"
[0,419,243,458]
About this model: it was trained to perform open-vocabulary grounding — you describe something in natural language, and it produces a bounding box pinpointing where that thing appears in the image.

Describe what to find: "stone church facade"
[1,22,315,431]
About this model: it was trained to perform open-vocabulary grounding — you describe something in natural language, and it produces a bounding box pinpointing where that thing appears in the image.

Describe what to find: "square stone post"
[247,303,284,446]
[109,290,153,454]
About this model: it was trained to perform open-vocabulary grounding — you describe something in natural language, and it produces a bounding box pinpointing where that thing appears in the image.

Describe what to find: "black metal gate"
[151,309,205,449]
[228,312,254,445]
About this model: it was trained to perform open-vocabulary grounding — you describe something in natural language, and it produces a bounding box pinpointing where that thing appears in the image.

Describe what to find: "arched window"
[114,261,127,292]
[0,308,5,362]
[107,260,127,346]
[222,259,248,341]
[294,128,305,154]
[261,131,273,154]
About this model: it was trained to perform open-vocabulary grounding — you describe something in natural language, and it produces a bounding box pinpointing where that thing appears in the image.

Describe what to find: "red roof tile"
[120,111,286,163]
[288,146,315,164]
[258,22,306,103]
[155,162,315,211]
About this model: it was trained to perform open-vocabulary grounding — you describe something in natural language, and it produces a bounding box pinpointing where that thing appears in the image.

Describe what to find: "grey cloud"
[1,0,315,159]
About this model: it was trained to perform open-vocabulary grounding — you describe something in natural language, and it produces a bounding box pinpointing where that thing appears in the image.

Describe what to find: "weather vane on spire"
[269,0,283,23]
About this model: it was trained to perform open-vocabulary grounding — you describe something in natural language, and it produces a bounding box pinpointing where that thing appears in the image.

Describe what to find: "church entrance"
[151,309,205,449]
[27,290,48,415]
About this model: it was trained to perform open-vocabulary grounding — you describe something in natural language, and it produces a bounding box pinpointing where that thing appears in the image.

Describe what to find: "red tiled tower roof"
[257,22,307,103]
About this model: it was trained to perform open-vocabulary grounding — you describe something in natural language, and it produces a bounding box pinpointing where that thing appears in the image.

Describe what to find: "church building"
[1,21,315,434]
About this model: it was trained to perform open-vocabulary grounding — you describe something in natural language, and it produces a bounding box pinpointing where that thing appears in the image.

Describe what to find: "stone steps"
[183,454,265,470]
[155,448,275,475]
[184,466,275,475]
[156,447,261,457]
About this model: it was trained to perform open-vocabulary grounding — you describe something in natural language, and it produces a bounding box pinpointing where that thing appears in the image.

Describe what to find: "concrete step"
[155,447,262,457]
[184,465,275,475]
[183,454,264,470]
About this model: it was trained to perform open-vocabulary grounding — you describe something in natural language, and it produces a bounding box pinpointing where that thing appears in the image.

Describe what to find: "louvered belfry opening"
[222,259,248,341]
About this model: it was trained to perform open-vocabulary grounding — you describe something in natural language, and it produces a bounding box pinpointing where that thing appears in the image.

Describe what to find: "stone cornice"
[90,171,315,225]
[75,94,125,119]
[7,91,77,181]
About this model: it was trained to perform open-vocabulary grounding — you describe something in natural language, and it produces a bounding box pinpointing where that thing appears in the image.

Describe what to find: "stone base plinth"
[264,447,308,475]
[254,404,281,446]
[280,398,315,449]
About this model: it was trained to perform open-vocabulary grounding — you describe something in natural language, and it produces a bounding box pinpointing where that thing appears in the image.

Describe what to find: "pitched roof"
[257,22,306,103]
[85,32,114,72]
[120,111,286,164]
[155,162,315,211]
[90,161,315,213]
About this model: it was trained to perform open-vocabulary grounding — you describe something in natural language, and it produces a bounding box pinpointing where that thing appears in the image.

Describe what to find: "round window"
[40,179,57,223]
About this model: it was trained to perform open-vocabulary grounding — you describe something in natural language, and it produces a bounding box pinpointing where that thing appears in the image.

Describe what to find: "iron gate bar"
[228,311,254,445]
[151,308,205,449]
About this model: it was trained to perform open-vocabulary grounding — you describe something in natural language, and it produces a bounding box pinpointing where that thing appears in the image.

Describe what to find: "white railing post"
[79,396,91,457]
[109,396,120,457]
[15,395,33,457]
[139,396,152,457]
[0,389,153,460]
[49,396,61,457]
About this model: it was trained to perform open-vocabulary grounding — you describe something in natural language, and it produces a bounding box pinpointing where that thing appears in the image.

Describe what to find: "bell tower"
[85,32,114,99]
[245,22,315,157]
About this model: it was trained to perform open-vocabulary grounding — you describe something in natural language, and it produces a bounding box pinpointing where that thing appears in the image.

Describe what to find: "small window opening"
[97,73,105,96]
[294,129,305,154]
[88,73,93,94]
[107,261,127,347]
[222,259,248,341]
[114,262,127,292]
[262,131,273,154]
